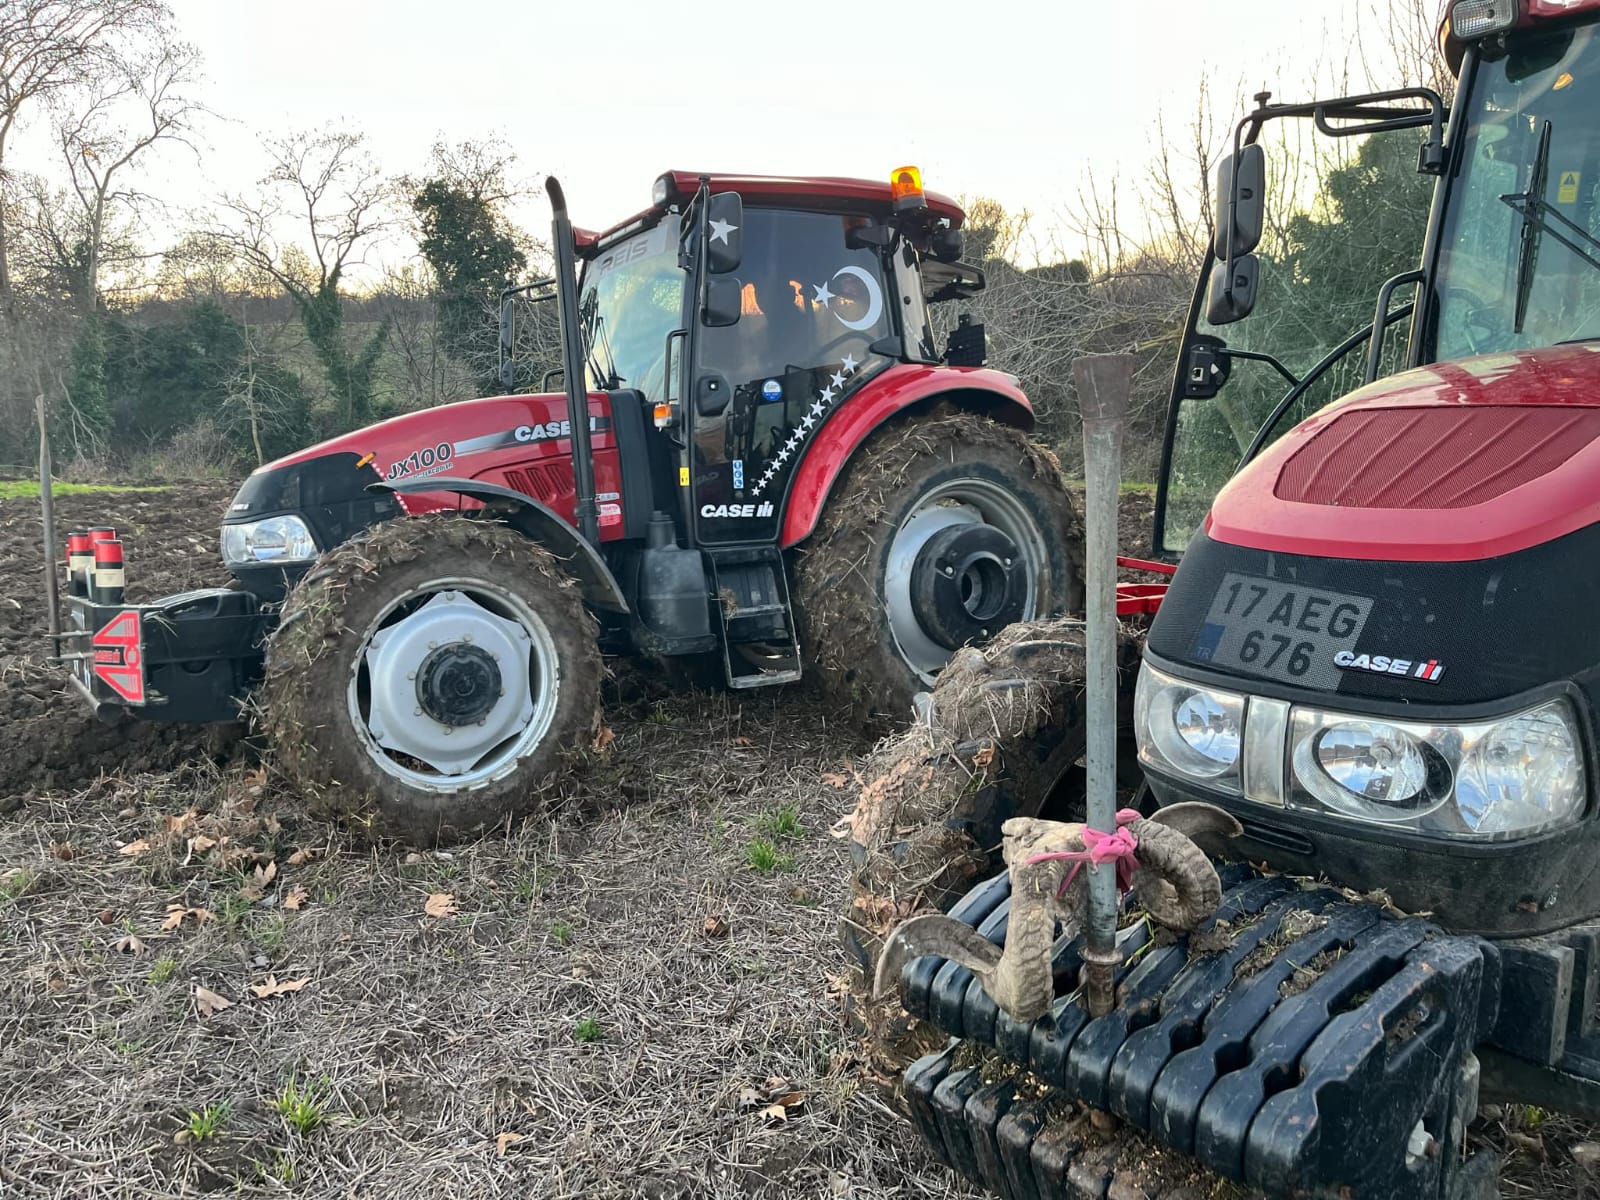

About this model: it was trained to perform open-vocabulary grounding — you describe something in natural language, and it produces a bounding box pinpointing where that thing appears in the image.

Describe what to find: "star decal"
[809,400,826,418]
[708,218,738,244]
[841,354,859,374]
[830,370,846,389]
[812,281,835,306]
[802,412,817,429]
[819,386,836,404]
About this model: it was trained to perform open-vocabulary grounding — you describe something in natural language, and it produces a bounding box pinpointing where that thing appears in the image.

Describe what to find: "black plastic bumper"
[61,588,272,724]
[895,866,1505,1199]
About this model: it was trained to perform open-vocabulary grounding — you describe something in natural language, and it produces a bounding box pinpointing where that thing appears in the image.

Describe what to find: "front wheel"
[261,515,602,845]
[794,412,1084,729]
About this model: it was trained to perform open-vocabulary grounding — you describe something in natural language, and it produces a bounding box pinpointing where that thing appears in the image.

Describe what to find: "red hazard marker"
[92,610,145,703]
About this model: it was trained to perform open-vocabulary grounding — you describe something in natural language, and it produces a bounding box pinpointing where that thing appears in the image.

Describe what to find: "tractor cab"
[1142,1,1600,939]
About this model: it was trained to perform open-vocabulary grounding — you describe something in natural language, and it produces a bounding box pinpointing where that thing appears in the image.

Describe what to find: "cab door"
[688,207,893,546]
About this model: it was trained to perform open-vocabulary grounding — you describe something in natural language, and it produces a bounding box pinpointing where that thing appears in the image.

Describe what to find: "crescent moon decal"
[830,265,884,332]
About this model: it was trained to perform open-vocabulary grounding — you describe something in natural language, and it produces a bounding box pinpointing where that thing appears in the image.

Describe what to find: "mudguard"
[378,477,628,613]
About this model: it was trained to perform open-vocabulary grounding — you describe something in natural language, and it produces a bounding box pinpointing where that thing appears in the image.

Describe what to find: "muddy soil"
[0,483,240,801]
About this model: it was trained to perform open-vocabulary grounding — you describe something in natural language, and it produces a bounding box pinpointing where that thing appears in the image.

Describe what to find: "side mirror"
[1206,254,1259,325]
[702,275,743,327]
[1212,144,1265,259]
[696,373,731,417]
[706,191,743,274]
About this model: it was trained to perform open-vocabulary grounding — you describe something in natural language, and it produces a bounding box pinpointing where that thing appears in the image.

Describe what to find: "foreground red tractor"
[51,168,1080,842]
[855,4,1600,1197]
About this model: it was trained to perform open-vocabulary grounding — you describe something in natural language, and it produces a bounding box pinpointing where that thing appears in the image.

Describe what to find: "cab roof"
[575,170,966,251]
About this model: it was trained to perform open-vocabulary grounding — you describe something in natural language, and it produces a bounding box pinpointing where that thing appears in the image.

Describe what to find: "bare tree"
[214,128,393,427]
[0,0,165,322]
[52,32,203,312]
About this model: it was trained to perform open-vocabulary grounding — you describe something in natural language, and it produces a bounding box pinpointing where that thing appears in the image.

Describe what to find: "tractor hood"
[1207,343,1600,563]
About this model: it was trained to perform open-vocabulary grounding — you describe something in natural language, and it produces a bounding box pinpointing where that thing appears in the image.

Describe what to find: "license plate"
[1191,572,1373,690]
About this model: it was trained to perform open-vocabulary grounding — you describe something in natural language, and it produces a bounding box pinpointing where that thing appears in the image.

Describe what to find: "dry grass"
[0,682,979,1199]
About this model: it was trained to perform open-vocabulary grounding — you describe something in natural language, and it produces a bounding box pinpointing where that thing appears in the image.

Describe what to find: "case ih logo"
[1333,650,1445,684]
[92,611,146,703]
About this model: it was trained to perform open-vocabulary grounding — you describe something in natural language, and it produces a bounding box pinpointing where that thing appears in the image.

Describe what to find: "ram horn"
[1127,816,1228,931]
[873,913,1002,1001]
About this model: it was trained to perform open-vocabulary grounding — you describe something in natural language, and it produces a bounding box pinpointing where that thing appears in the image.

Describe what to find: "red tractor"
[856,2,1600,1197]
[52,168,1080,842]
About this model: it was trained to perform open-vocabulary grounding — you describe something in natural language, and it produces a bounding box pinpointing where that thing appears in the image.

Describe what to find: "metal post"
[36,394,61,643]
[1073,353,1135,1018]
[545,176,601,548]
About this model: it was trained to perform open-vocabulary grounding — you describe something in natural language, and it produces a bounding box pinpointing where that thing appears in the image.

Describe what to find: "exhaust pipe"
[1073,353,1136,1018]
[91,537,125,606]
[545,176,601,549]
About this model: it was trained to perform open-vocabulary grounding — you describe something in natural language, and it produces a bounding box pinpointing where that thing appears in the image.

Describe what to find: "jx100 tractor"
[855,4,1600,1197]
[49,168,1081,843]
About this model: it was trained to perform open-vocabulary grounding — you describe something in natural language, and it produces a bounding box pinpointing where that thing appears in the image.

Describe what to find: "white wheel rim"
[345,576,561,793]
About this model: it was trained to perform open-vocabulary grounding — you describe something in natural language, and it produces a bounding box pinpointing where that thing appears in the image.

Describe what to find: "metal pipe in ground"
[36,394,60,643]
[1073,353,1135,1018]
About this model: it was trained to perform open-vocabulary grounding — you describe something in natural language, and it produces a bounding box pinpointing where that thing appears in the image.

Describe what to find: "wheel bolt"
[943,565,955,577]
[407,671,416,681]
[1003,558,1013,568]
[428,640,437,649]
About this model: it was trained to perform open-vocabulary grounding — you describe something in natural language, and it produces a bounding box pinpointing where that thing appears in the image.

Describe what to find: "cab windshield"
[1435,20,1600,356]
[576,219,685,404]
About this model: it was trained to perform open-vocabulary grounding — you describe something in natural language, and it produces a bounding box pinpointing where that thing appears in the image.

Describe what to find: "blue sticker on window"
[732,459,745,489]
[1193,622,1225,663]
[761,379,783,402]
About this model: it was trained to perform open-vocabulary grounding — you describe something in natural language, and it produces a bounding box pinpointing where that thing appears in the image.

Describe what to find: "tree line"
[2,0,1447,484]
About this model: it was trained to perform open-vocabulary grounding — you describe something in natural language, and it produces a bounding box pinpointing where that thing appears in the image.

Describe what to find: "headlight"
[221,515,319,566]
[1289,699,1584,839]
[1135,663,1245,791]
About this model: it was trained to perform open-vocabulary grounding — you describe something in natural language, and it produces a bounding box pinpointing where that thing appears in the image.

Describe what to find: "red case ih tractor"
[855,3,1600,1197]
[51,168,1081,843]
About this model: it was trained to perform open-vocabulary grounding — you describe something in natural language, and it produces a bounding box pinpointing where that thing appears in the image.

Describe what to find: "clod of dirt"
[1233,909,1330,982]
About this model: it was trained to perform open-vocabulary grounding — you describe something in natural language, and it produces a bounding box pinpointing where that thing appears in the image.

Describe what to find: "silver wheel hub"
[885,479,1049,683]
[349,584,559,788]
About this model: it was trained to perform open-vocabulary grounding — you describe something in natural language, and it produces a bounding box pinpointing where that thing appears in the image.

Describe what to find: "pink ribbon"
[1025,808,1143,898]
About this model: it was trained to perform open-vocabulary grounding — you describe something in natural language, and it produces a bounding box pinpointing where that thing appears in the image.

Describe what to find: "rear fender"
[377,477,628,613]
[779,367,1034,548]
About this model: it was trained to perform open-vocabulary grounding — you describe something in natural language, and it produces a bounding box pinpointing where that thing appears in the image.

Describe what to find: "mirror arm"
[1237,303,1414,468]
[1222,348,1300,389]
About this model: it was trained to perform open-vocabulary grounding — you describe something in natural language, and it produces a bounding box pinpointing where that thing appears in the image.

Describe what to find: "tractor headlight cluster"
[221,515,319,566]
[1135,665,1245,793]
[1135,661,1587,840]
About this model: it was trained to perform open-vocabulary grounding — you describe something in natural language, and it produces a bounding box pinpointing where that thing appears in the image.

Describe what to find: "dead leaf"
[702,913,729,939]
[114,934,146,955]
[96,908,115,924]
[282,886,308,911]
[828,814,855,840]
[763,1075,792,1095]
[1508,1131,1547,1161]
[495,1131,525,1157]
[188,835,218,855]
[163,811,197,834]
[770,1090,805,1109]
[249,974,309,998]
[193,984,232,1017]
[254,861,277,889]
[118,839,151,857]
[821,772,849,789]
[287,847,319,867]
[737,1084,762,1107]
[972,743,996,768]
[49,841,75,861]
[759,1103,790,1121]
[731,736,754,747]
[591,725,616,752]
[162,904,213,930]
[425,893,458,918]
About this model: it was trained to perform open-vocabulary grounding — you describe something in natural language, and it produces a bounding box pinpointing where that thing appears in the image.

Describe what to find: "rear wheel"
[794,412,1083,730]
[261,515,602,844]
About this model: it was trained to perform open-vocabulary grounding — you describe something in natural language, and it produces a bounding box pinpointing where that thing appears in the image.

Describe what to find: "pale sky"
[18,0,1432,278]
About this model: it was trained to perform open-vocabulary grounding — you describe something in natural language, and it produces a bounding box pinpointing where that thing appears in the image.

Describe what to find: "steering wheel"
[1441,285,1502,356]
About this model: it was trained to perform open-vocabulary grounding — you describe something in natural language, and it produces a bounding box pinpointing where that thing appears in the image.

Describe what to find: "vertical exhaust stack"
[1073,353,1135,1018]
[91,538,126,606]
[545,176,601,549]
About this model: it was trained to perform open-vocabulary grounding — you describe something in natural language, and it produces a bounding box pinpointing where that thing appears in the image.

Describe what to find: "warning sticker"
[679,466,690,487]
[1559,170,1581,204]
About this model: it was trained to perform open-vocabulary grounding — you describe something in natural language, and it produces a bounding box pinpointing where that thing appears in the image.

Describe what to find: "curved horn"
[873,913,1002,1001]
[1126,818,1224,931]
[1147,801,1243,842]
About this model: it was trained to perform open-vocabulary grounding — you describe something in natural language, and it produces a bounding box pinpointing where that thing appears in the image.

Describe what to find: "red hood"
[268,393,575,471]
[1208,343,1600,562]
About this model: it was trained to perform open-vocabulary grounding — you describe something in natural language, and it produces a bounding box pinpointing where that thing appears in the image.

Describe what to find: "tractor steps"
[706,548,802,688]
[894,866,1504,1199]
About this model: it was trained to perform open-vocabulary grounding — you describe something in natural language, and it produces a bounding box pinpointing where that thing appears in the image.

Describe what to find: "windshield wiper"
[1508,119,1553,336]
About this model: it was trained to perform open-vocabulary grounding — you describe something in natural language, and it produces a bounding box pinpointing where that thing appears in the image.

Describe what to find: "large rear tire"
[794,411,1083,731]
[260,515,602,845]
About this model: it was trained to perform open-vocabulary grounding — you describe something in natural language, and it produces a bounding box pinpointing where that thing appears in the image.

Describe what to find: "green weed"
[183,1101,232,1141]
[573,1017,604,1043]
[271,1077,327,1135]
[757,803,803,840]
[744,838,795,874]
